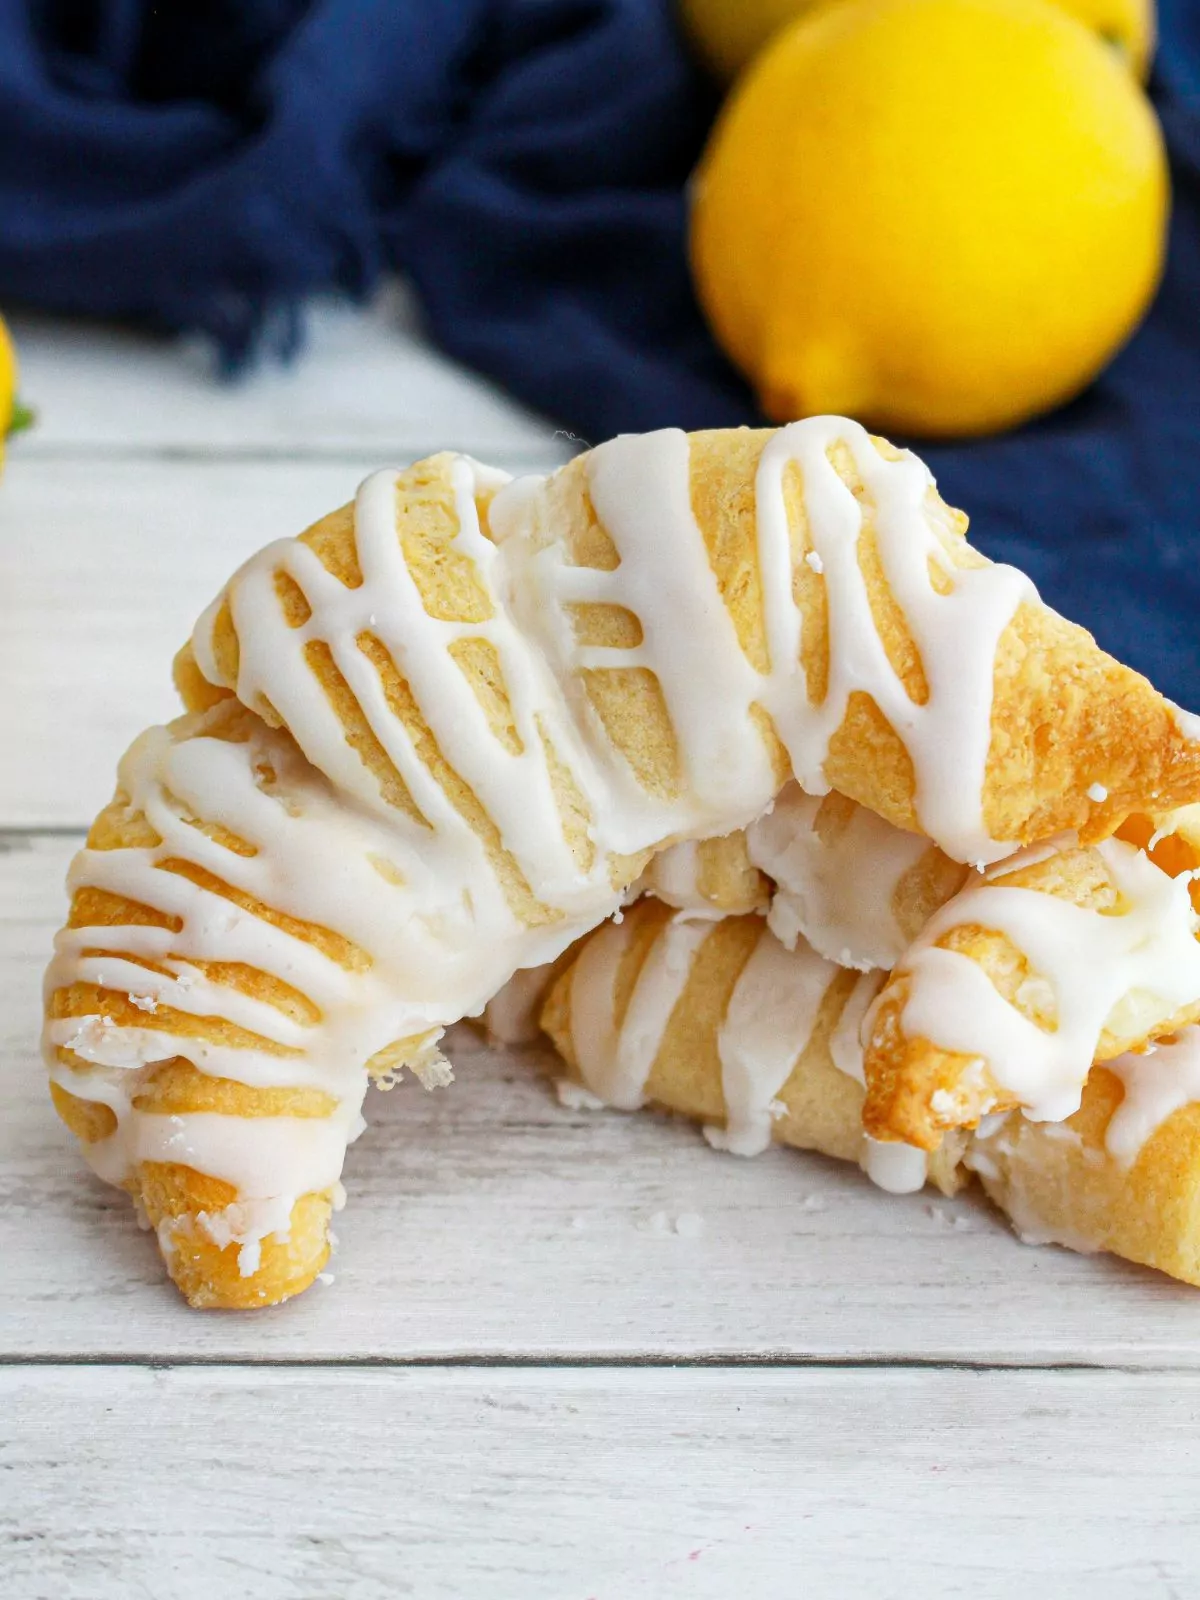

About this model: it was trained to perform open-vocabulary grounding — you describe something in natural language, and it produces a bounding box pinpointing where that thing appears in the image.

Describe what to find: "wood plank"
[9,832,1200,1366]
[0,453,552,828]
[7,287,578,465]
[3,1364,1197,1600]
[0,459,361,827]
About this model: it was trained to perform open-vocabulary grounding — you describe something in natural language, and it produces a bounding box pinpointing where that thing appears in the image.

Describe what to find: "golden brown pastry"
[966,1038,1200,1286]
[636,831,770,919]
[541,898,1200,1287]
[861,834,1200,1152]
[44,420,1200,1307]
[541,896,967,1194]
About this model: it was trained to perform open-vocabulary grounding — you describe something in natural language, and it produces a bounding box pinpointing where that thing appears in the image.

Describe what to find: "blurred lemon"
[690,0,1168,438]
[0,328,12,476]
[679,0,826,80]
[0,315,31,471]
[1036,0,1155,77]
[0,317,15,425]
[679,0,1155,79]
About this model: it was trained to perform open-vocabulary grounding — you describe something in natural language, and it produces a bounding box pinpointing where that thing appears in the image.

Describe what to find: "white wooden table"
[3,289,1198,1600]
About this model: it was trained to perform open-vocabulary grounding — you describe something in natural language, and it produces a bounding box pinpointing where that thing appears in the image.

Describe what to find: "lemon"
[1033,0,1155,76]
[690,0,1168,438]
[0,315,15,467]
[678,0,828,81]
[0,315,30,471]
[679,0,1155,79]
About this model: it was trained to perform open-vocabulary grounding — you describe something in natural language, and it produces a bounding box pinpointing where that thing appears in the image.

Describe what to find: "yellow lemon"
[1033,0,1155,76]
[678,0,827,80]
[679,0,1155,79]
[690,0,1169,438]
[0,317,16,471]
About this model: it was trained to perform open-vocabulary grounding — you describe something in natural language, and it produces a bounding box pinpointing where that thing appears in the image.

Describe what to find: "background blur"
[1,0,1197,696]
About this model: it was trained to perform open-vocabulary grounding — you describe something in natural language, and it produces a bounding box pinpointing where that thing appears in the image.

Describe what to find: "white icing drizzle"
[80,1108,355,1197]
[45,716,606,1240]
[582,433,778,827]
[190,1196,297,1279]
[555,1078,607,1111]
[862,1136,929,1195]
[565,911,930,1191]
[829,971,886,1086]
[49,420,1038,1253]
[706,925,840,1156]
[496,421,1036,863]
[492,432,778,847]
[194,460,618,914]
[637,841,725,921]
[752,421,1034,864]
[881,836,1200,1125]
[568,916,709,1109]
[1105,1029,1200,1165]
[825,970,931,1192]
[746,782,935,970]
[482,962,560,1045]
[44,451,653,1248]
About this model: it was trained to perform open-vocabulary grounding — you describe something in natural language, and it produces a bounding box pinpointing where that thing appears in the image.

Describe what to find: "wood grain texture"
[4,1364,1198,1600]
[8,833,1200,1366]
[0,458,372,826]
[8,286,578,465]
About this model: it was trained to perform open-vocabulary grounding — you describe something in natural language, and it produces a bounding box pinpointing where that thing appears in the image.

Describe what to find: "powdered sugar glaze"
[45,420,1034,1267]
[883,836,1200,1126]
[501,421,1035,861]
[560,913,930,1191]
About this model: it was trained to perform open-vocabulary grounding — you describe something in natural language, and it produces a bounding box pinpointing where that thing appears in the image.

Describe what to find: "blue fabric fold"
[0,0,1197,696]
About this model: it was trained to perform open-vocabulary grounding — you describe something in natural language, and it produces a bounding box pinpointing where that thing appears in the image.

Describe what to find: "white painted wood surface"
[3,303,1199,1596]
[5,1366,1199,1600]
[8,286,577,465]
[0,461,369,825]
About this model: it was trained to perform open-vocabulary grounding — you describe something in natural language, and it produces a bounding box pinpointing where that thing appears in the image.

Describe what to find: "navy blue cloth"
[1,1,1197,697]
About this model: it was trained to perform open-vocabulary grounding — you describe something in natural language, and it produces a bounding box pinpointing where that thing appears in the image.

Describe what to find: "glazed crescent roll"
[541,900,1200,1287]
[635,831,771,920]
[639,783,967,969]
[861,833,1200,1152]
[44,419,1200,1308]
[491,781,967,1040]
[968,1033,1200,1286]
[539,895,968,1195]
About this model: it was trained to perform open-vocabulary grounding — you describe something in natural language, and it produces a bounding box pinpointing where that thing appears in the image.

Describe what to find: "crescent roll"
[541,902,1200,1287]
[967,1035,1200,1286]
[540,896,967,1194]
[44,420,1200,1307]
[861,835,1200,1152]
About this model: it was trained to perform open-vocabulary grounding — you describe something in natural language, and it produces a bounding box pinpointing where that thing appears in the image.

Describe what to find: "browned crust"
[971,1066,1200,1288]
[541,902,968,1194]
[862,842,1200,1150]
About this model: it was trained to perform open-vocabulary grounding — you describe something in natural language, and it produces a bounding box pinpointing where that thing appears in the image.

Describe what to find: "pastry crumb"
[556,1078,607,1111]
